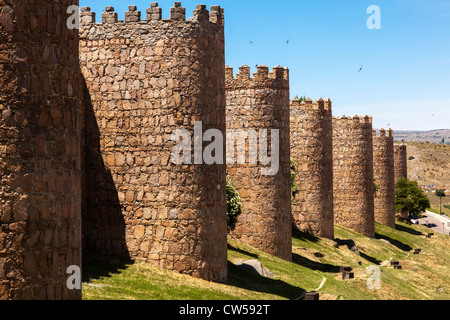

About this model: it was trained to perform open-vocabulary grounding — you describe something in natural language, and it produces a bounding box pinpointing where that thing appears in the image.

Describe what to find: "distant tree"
[395,178,430,221]
[226,176,242,232]
[441,138,445,144]
[436,189,446,215]
[293,95,307,102]
[408,156,415,161]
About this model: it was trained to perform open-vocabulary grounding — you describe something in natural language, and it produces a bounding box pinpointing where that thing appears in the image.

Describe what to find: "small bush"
[290,158,300,205]
[408,156,415,161]
[226,176,242,232]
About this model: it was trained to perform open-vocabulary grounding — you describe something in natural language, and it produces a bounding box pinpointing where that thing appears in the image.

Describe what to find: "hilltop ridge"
[393,129,450,144]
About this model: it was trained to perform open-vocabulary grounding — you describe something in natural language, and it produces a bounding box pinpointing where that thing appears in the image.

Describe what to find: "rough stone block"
[80,8,96,24]
[170,2,185,20]
[342,272,355,280]
[193,4,209,22]
[125,6,141,22]
[209,5,223,24]
[304,291,320,301]
[102,7,118,24]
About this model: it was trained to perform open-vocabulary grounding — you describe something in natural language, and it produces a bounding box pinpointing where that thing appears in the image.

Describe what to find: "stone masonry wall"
[373,129,396,228]
[333,115,375,238]
[225,65,292,261]
[290,98,334,239]
[394,144,408,183]
[0,1,83,299]
[80,3,228,282]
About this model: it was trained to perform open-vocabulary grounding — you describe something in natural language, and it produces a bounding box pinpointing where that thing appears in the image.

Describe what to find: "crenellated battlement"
[394,144,407,151]
[290,97,332,112]
[79,3,224,26]
[332,114,373,125]
[373,128,394,138]
[225,65,289,90]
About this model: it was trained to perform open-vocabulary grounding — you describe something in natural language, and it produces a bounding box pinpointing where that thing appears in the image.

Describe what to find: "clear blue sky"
[79,0,450,131]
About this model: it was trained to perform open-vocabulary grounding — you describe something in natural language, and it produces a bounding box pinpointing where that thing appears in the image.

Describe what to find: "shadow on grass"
[292,224,320,243]
[292,253,340,273]
[395,223,424,236]
[82,252,134,283]
[227,243,259,259]
[227,262,305,300]
[375,233,413,252]
[359,252,382,265]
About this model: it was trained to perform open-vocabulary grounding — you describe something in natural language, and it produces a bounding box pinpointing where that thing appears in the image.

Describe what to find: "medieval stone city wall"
[290,98,334,239]
[79,4,228,282]
[373,129,396,228]
[0,1,408,301]
[394,144,408,183]
[225,65,292,261]
[0,0,83,299]
[332,116,375,237]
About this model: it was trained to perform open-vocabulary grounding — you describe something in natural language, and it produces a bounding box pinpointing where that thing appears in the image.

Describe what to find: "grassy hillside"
[403,141,450,217]
[82,221,450,300]
[405,141,450,189]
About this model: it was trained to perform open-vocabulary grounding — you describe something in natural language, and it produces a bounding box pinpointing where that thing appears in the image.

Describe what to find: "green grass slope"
[82,221,450,300]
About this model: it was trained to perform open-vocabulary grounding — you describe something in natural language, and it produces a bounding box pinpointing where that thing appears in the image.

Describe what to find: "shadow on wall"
[81,77,131,265]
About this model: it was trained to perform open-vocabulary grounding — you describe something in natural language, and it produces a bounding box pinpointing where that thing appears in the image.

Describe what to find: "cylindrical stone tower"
[394,144,408,183]
[225,64,292,261]
[332,115,375,238]
[290,98,334,239]
[80,3,228,282]
[0,1,83,299]
[373,129,396,228]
